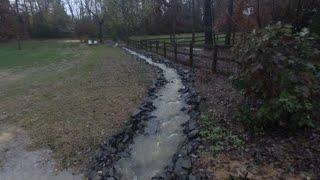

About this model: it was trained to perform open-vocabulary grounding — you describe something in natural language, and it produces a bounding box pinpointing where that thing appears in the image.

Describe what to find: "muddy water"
[116,48,189,180]
[0,125,83,180]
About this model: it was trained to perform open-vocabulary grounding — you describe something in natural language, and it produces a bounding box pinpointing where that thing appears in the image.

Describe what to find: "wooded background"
[0,0,319,42]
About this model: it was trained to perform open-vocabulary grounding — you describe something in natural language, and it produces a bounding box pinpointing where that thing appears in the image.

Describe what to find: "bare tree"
[272,0,275,21]
[225,0,233,45]
[14,0,22,50]
[66,0,75,21]
[204,0,213,49]
[191,0,196,43]
[256,0,262,28]
[84,0,107,42]
[170,0,179,41]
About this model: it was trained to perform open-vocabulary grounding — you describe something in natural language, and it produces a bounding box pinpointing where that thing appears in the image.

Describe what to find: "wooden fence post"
[156,41,159,54]
[174,43,177,61]
[189,42,193,67]
[232,31,236,45]
[163,42,167,58]
[149,41,153,51]
[212,45,218,73]
[146,41,149,50]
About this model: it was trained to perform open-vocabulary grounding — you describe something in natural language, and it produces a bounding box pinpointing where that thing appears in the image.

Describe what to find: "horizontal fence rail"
[126,33,242,74]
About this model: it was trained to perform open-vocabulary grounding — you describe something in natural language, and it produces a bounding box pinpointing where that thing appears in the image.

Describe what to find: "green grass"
[0,40,155,172]
[0,40,80,69]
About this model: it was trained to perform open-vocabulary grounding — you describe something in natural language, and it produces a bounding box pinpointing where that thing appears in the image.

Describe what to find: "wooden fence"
[126,34,241,74]
[134,33,227,45]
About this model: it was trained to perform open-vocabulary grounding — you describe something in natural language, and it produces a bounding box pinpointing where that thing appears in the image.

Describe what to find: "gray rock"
[188,130,199,139]
[131,109,142,118]
[122,134,130,143]
[188,175,197,180]
[181,158,192,170]
[174,158,190,176]
[188,121,197,131]
[103,166,115,177]
[152,172,167,180]
[177,175,189,180]
[106,177,116,180]
[105,146,117,154]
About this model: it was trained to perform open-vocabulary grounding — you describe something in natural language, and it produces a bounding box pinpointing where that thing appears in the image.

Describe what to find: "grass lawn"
[0,40,81,69]
[0,40,155,172]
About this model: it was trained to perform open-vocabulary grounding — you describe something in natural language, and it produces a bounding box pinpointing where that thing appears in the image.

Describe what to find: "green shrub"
[310,14,320,36]
[232,23,320,131]
[200,114,244,153]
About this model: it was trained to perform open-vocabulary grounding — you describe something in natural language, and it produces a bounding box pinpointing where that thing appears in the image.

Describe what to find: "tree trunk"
[17,36,21,50]
[256,0,262,28]
[225,0,234,45]
[212,0,216,44]
[66,0,75,21]
[15,0,22,50]
[204,0,213,49]
[272,0,275,21]
[99,21,103,43]
[293,0,303,33]
[171,1,178,42]
[192,0,195,43]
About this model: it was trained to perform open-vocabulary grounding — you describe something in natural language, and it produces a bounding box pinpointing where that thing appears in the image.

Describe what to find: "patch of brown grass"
[0,44,155,172]
[197,153,301,180]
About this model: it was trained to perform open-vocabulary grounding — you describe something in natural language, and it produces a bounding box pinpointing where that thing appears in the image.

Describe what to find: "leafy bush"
[200,114,244,153]
[232,23,320,131]
[310,14,320,36]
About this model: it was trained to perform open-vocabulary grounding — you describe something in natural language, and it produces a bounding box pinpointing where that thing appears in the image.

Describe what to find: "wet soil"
[0,124,83,180]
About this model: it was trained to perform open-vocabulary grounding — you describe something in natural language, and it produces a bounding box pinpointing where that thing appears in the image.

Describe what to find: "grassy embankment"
[0,40,154,171]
